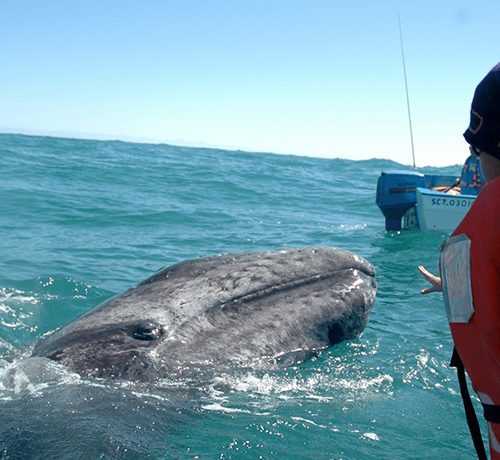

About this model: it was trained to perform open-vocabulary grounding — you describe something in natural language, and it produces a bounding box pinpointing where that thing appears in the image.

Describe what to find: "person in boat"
[419,62,500,459]
[433,152,484,195]
[459,149,484,195]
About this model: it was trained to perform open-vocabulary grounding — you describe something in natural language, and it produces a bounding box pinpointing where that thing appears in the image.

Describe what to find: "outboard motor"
[376,171,425,231]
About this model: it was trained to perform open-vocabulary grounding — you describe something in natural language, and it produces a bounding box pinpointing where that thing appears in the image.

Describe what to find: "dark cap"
[463,62,500,159]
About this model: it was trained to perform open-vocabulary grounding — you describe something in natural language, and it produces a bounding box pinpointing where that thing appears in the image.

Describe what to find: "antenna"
[398,12,416,169]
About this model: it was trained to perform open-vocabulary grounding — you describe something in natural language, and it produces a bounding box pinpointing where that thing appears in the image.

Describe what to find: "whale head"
[32,247,377,381]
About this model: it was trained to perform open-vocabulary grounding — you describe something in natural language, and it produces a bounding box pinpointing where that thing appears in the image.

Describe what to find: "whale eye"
[132,323,163,341]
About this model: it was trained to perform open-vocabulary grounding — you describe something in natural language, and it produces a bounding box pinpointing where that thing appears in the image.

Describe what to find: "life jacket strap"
[450,347,488,460]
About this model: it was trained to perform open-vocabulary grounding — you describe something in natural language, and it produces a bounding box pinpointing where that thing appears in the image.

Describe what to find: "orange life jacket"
[440,176,500,459]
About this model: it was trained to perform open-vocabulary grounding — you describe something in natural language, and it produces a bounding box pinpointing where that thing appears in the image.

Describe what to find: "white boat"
[377,21,482,232]
[376,170,476,232]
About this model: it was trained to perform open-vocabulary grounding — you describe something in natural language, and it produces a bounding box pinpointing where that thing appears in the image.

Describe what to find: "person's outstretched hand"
[418,265,443,294]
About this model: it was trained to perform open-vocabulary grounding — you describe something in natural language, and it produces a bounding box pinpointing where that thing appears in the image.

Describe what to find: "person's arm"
[418,265,442,294]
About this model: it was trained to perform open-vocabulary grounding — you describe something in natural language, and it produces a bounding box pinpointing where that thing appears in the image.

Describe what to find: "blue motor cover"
[376,171,425,231]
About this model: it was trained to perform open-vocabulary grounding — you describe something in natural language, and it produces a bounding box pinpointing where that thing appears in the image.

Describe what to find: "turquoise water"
[0,133,484,459]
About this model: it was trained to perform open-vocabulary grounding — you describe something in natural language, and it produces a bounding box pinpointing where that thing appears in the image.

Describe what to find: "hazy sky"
[1,1,499,166]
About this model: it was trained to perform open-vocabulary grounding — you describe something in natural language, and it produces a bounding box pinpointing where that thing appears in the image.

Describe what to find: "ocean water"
[0,133,485,459]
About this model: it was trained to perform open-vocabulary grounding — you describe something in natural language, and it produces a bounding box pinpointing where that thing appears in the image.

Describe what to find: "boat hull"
[414,188,474,231]
[376,171,476,232]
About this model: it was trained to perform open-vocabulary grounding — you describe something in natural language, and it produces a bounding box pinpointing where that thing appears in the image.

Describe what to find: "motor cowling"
[376,171,425,231]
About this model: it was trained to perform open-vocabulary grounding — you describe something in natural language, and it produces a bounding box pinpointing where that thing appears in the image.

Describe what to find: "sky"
[1,1,499,167]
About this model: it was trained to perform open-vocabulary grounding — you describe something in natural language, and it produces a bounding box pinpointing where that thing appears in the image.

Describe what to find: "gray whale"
[32,247,377,381]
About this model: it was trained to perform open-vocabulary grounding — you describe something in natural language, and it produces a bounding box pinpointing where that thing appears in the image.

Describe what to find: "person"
[460,150,484,195]
[419,62,500,459]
